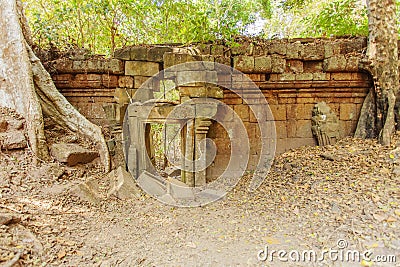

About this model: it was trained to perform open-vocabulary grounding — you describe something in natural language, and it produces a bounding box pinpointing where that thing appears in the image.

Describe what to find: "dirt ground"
[0,124,399,266]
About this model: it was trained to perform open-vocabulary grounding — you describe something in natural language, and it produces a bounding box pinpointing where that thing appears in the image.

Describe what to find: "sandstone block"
[101,74,119,88]
[269,105,287,121]
[50,143,99,166]
[107,167,141,199]
[296,120,312,138]
[163,52,195,69]
[323,55,347,72]
[269,42,287,55]
[295,73,313,81]
[286,42,303,59]
[302,44,325,60]
[125,61,160,76]
[113,47,131,60]
[137,171,167,197]
[148,46,173,62]
[345,57,359,71]
[0,131,27,150]
[167,177,195,200]
[313,73,329,81]
[129,46,149,61]
[304,61,323,72]
[279,73,295,81]
[286,60,303,73]
[176,70,217,85]
[233,55,254,73]
[179,86,223,98]
[271,56,286,73]
[340,103,357,121]
[254,56,272,73]
[118,76,134,88]
[70,181,101,204]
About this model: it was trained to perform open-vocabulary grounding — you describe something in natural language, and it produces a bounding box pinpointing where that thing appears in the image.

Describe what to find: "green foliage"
[300,0,368,37]
[23,0,259,55]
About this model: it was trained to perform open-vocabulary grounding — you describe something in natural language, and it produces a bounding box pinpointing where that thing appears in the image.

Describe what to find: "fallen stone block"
[107,167,141,199]
[125,61,160,76]
[50,143,99,166]
[69,181,101,204]
[0,213,21,225]
[167,177,195,200]
[164,166,181,177]
[137,171,166,197]
[0,130,27,150]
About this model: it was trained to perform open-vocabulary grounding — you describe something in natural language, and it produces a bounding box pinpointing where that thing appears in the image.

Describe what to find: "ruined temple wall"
[45,37,372,173]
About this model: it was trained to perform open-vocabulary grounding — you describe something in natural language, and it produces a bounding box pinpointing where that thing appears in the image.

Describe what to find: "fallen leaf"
[265,237,281,245]
[372,213,387,222]
[57,249,66,259]
[386,216,397,223]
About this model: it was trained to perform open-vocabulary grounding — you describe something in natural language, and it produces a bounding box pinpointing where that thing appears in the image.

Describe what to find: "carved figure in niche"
[311,102,340,146]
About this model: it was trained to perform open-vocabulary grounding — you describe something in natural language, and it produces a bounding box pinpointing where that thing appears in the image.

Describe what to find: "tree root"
[26,44,110,172]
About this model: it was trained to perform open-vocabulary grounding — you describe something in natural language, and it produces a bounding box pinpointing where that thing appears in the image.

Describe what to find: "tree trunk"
[0,0,48,162]
[356,0,399,145]
[0,0,110,171]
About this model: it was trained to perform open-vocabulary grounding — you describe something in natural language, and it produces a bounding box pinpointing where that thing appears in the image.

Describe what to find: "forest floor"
[0,127,399,266]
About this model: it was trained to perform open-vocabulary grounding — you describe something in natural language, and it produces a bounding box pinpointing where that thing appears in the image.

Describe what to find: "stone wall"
[45,37,372,179]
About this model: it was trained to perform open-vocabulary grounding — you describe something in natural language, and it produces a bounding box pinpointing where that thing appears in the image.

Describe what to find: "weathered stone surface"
[323,55,347,72]
[137,171,166,196]
[271,56,286,73]
[118,76,134,88]
[129,46,149,61]
[69,181,101,204]
[50,143,99,166]
[179,86,223,98]
[302,44,325,60]
[165,166,181,177]
[0,120,8,133]
[254,56,272,73]
[125,61,160,76]
[73,59,124,74]
[107,167,141,199]
[285,60,302,73]
[163,52,196,69]
[167,177,195,200]
[114,88,131,104]
[113,47,131,60]
[176,71,217,85]
[340,103,357,121]
[295,73,313,81]
[0,213,20,225]
[345,56,359,71]
[233,55,254,73]
[286,42,303,59]
[269,42,287,55]
[311,102,340,146]
[0,130,27,150]
[148,46,173,62]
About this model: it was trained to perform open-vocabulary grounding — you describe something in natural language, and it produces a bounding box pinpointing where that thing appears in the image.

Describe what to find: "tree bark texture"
[0,0,110,171]
[357,0,399,145]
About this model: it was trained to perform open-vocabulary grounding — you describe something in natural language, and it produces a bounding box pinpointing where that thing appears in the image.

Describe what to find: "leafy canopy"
[23,0,399,55]
[23,0,268,55]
